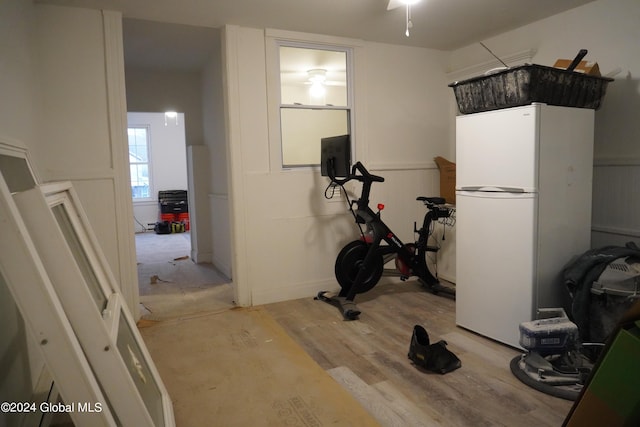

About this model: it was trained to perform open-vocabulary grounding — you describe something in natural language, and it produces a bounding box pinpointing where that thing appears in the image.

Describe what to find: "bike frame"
[334,162,445,301]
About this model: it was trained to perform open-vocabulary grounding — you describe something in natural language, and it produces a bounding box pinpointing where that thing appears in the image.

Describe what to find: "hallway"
[134,231,233,321]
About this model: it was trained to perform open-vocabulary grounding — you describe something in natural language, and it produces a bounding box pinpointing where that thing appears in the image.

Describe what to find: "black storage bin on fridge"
[158,190,188,213]
[448,64,613,115]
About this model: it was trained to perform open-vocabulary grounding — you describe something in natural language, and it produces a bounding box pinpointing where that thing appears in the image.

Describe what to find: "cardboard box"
[553,59,601,76]
[434,156,456,204]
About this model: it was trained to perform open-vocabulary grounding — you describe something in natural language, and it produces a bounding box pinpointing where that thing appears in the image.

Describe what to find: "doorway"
[126,110,230,295]
[122,20,233,318]
[134,226,232,320]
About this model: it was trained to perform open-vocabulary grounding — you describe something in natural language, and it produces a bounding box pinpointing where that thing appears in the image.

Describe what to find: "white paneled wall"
[210,193,231,278]
[592,161,640,247]
[34,6,138,312]
[225,26,452,305]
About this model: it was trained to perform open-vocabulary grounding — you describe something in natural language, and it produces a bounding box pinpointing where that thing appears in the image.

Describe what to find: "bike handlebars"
[327,161,384,213]
[351,162,385,183]
[328,161,384,186]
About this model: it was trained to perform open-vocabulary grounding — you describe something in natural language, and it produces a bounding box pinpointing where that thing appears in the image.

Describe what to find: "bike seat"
[416,196,446,205]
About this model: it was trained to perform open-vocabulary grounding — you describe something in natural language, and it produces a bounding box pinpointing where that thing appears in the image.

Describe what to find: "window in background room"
[127,126,151,199]
[279,44,352,168]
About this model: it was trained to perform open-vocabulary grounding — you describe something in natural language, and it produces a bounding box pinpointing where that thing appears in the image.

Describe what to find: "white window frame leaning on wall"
[266,31,356,171]
[0,142,175,426]
[0,142,116,426]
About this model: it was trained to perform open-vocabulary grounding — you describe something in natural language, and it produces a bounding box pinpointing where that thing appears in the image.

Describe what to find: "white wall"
[1,2,134,423]
[202,35,231,275]
[0,2,44,421]
[33,5,138,311]
[127,112,188,229]
[449,0,640,248]
[223,26,452,305]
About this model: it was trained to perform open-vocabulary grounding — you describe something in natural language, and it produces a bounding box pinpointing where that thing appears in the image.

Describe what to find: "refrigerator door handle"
[459,186,526,193]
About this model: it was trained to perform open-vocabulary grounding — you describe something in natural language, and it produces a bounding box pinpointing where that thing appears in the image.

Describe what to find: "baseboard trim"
[438,273,456,284]
[252,279,339,306]
[191,250,213,264]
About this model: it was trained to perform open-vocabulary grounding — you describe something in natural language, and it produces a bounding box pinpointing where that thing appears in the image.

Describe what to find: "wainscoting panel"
[591,160,640,247]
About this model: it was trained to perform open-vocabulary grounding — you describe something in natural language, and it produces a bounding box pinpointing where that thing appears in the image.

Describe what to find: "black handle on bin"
[566,49,588,72]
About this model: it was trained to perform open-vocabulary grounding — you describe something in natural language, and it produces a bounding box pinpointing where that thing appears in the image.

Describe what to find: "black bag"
[154,221,171,235]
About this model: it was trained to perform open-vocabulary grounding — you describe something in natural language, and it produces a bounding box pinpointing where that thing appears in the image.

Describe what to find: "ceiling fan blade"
[387,0,404,10]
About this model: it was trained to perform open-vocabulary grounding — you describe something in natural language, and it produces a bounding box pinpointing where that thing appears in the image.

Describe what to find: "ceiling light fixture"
[164,111,178,126]
[387,0,421,37]
[307,69,327,98]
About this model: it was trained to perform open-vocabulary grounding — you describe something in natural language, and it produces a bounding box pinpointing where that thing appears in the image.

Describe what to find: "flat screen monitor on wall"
[320,134,351,179]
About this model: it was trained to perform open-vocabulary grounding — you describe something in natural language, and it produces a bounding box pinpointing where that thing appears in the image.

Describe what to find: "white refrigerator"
[455,104,594,348]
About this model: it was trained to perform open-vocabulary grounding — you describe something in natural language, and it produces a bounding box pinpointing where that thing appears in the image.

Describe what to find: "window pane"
[117,310,164,426]
[130,164,149,198]
[0,155,36,192]
[278,44,351,167]
[279,46,347,107]
[128,128,148,162]
[127,127,150,199]
[281,108,349,167]
[51,203,108,312]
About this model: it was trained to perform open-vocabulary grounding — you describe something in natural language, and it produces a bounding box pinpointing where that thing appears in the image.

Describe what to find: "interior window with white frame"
[128,126,151,199]
[278,43,352,168]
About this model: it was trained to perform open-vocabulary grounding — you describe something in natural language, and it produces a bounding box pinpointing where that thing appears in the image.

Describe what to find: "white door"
[455,191,537,348]
[456,105,539,193]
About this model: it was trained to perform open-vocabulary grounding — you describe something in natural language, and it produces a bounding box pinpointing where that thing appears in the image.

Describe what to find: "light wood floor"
[265,279,573,427]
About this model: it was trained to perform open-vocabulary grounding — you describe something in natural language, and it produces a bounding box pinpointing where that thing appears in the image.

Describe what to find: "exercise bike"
[317,161,455,320]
